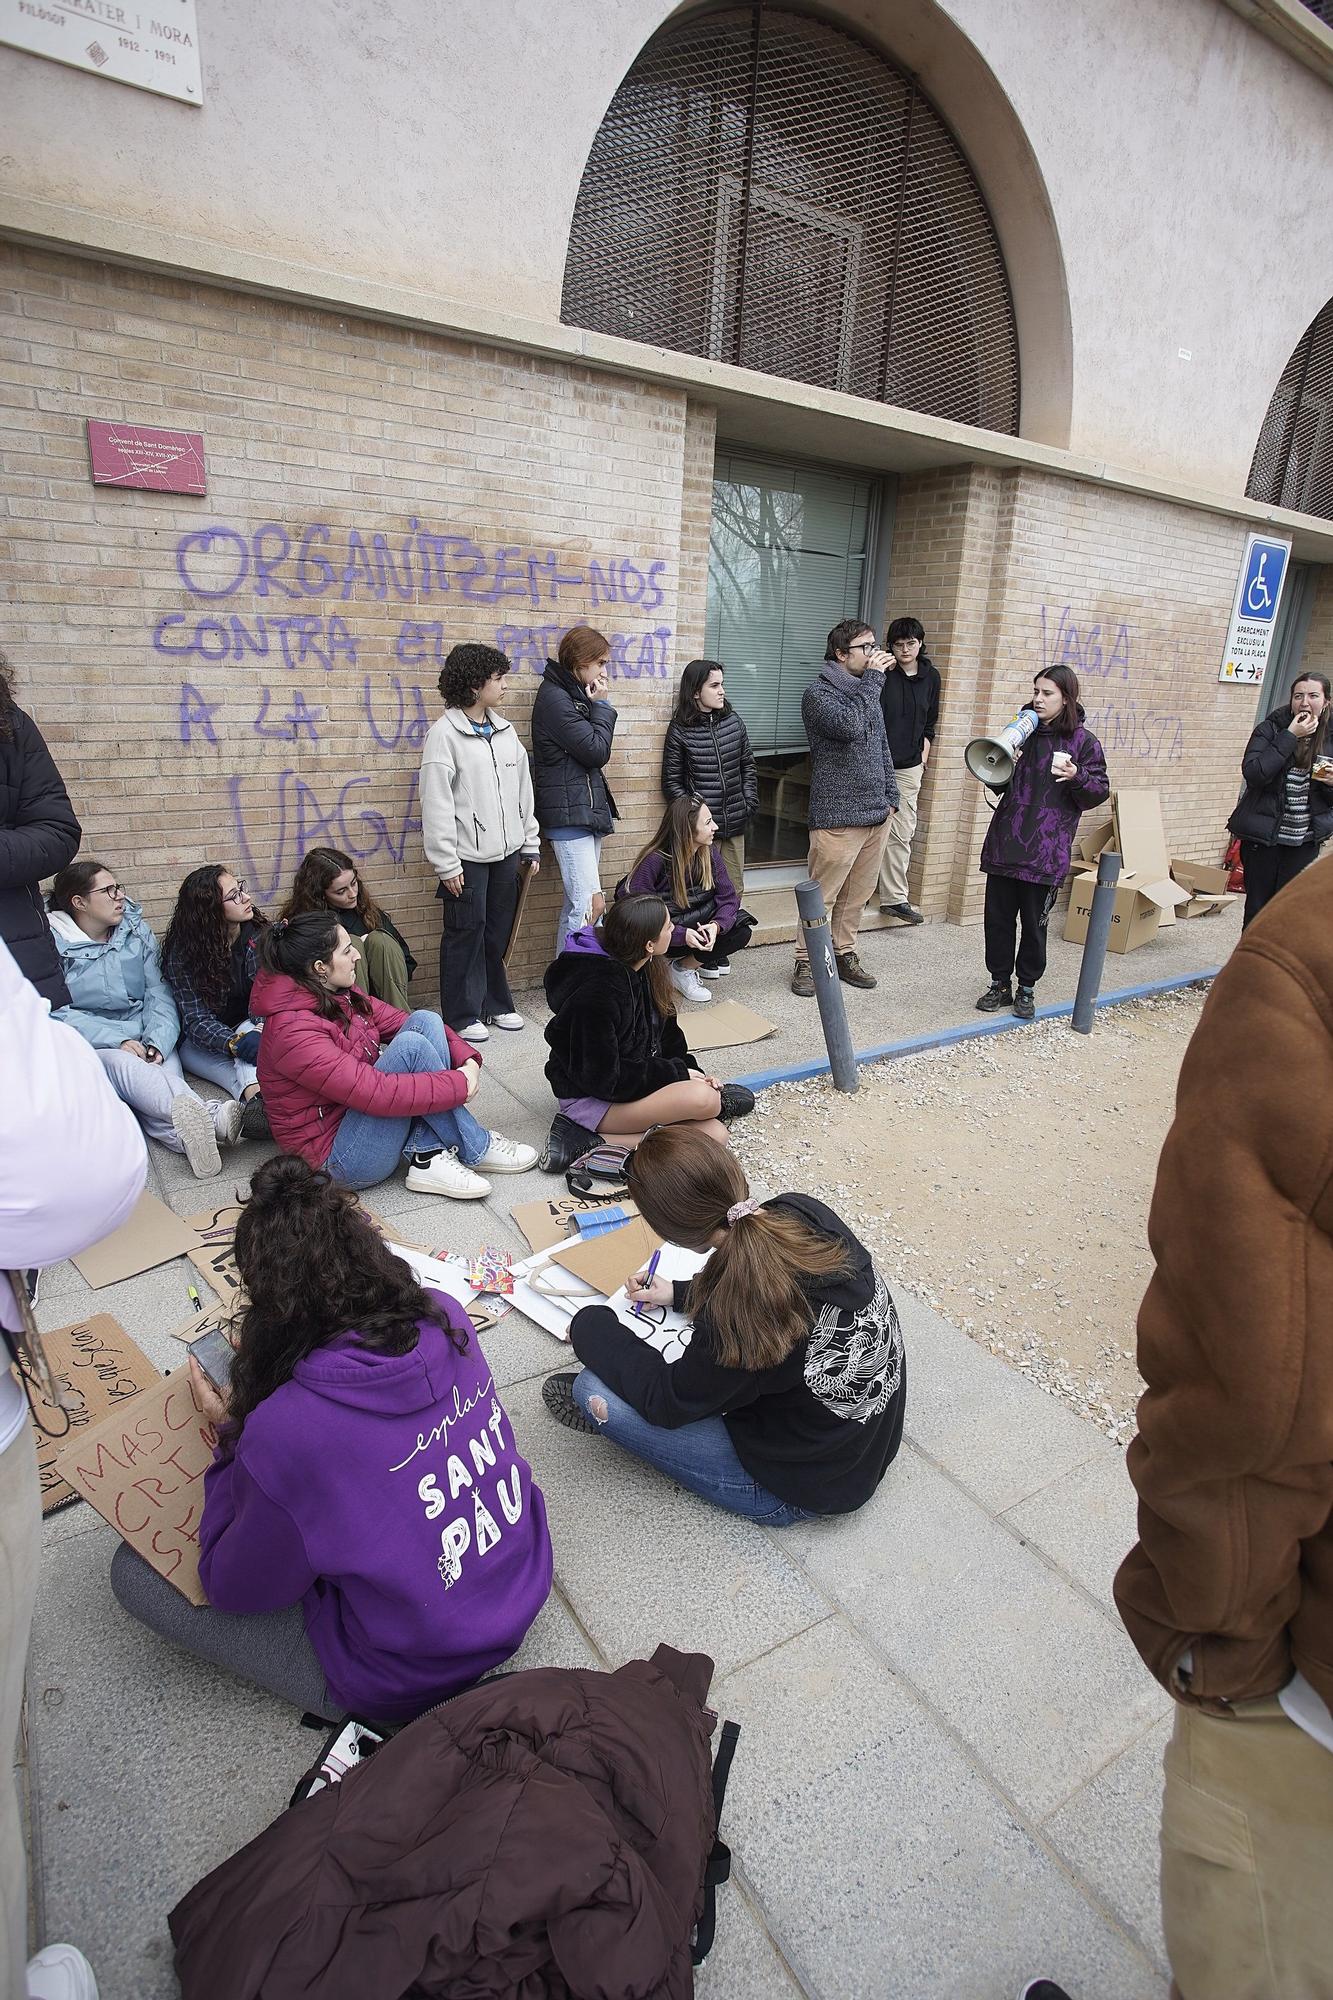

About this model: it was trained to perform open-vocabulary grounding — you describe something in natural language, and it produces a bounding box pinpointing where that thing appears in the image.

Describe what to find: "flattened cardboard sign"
[549,1216,663,1296]
[71,1191,200,1290]
[502,858,539,970]
[169,1299,240,1345]
[53,1372,219,1603]
[185,1203,245,1299]
[511,1195,641,1255]
[684,1001,777,1052]
[18,1316,162,1514]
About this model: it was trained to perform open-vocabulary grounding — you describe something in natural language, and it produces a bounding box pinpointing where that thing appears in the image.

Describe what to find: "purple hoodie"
[198,1290,552,1721]
[979,715,1110,885]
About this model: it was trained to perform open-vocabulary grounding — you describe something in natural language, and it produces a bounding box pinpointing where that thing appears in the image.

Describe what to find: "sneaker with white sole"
[474,1133,539,1174]
[698,965,726,980]
[404,1150,490,1200]
[485,1011,525,1031]
[670,964,712,1005]
[210,1097,246,1148]
[171,1093,222,1178]
[26,1942,100,2000]
[459,1021,490,1045]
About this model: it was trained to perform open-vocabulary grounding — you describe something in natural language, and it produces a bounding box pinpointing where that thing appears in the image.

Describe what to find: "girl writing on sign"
[281,846,417,1009]
[110,1156,553,1722]
[250,912,536,1200]
[542,1125,906,1525]
[621,797,753,1006]
[48,859,245,1178]
[1229,673,1333,927]
[531,625,619,953]
[162,863,271,1134]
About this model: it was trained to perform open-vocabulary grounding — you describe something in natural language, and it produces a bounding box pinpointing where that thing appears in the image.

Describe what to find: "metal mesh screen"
[1297,0,1333,26]
[561,7,1020,434]
[1246,299,1333,522]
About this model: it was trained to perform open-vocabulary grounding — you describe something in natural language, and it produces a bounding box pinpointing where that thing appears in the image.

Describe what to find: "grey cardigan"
[801,662,899,830]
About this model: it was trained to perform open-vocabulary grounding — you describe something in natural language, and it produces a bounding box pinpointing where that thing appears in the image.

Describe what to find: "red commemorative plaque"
[87,419,206,495]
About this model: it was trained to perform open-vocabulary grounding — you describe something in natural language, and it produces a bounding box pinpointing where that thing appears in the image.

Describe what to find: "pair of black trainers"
[976,978,1036,1021]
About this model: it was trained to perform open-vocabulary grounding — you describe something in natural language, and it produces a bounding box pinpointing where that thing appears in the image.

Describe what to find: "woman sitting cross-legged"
[543,1126,907,1524]
[161,862,271,1135]
[47,859,245,1178]
[281,845,417,1008]
[540,893,754,1171]
[251,912,536,1201]
[621,797,753,1007]
[111,1156,553,1722]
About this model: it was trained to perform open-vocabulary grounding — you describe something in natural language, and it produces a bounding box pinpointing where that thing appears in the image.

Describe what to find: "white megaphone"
[964,707,1040,786]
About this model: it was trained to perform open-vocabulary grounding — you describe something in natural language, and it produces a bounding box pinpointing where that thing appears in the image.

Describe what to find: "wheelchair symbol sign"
[1240,539,1288,624]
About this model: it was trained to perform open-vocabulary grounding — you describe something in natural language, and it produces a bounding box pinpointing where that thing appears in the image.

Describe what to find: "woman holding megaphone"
[975,665,1109,1020]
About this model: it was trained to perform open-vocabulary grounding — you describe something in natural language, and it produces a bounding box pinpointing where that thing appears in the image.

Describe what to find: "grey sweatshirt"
[801,661,899,830]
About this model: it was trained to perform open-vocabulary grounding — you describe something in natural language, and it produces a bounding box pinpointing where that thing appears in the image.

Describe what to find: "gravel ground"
[730,987,1210,1443]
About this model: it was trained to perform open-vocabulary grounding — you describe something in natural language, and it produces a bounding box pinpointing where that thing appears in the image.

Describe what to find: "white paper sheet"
[387,1243,478,1308]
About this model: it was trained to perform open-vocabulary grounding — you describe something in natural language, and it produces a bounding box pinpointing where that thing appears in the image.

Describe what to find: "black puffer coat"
[1228,708,1333,847]
[544,931,700,1104]
[661,705,758,840]
[0,705,81,1007]
[530,659,618,836]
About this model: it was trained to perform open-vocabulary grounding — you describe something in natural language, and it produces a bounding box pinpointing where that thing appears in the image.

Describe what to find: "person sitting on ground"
[621,796,753,1006]
[540,894,751,1171]
[1228,670,1333,929]
[280,846,417,1009]
[251,912,535,1200]
[543,1125,907,1525]
[110,1155,553,1723]
[161,863,270,1136]
[976,664,1109,1021]
[48,860,244,1179]
[531,624,619,955]
[661,656,758,918]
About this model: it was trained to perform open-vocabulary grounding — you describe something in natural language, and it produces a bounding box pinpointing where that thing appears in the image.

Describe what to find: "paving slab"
[714,1617,1165,2000]
[1005,1442,1141,1616]
[1043,1717,1172,1978]
[783,1446,1169,1820]
[504,1373,828,1679]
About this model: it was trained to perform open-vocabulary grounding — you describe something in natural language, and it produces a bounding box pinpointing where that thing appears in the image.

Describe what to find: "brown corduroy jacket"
[1115,854,1333,1712]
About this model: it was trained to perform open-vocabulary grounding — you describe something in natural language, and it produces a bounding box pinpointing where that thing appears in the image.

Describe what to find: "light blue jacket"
[49,901,181,1054]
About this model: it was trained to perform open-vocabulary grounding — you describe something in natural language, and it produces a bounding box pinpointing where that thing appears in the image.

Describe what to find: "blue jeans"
[549,832,604,953]
[181,1020,260,1099]
[325,1010,490,1190]
[571,1366,815,1526]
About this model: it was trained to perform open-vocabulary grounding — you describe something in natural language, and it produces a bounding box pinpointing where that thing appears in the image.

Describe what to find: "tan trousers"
[717,834,745,904]
[877,761,924,908]
[1161,1696,1333,1999]
[796,822,889,960]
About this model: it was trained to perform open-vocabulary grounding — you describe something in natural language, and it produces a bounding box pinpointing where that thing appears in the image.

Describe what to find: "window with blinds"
[1247,299,1333,523]
[562,7,1020,435]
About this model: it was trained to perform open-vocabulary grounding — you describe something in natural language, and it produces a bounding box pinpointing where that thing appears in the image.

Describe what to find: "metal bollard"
[795,879,859,1093]
[1070,849,1122,1034]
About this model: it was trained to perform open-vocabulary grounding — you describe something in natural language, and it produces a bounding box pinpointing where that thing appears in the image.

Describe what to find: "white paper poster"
[1,0,202,105]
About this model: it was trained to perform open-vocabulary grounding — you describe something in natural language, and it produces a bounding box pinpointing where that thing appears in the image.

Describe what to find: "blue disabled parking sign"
[1219,532,1292,683]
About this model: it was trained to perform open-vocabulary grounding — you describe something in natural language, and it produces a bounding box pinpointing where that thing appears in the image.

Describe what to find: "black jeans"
[984,873,1059,988]
[437,854,520,1029]
[1240,839,1319,929]
[666,917,754,967]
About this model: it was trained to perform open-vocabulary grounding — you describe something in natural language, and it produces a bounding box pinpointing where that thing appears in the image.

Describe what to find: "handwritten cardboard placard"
[71,1190,200,1289]
[511,1196,641,1256]
[550,1216,663,1297]
[53,1373,219,1604]
[185,1203,245,1298]
[169,1300,240,1346]
[19,1316,163,1514]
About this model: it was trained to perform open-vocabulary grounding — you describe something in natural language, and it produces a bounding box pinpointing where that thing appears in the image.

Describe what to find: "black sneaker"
[1013,984,1036,1020]
[542,1372,601,1433]
[791,959,815,998]
[880,901,925,925]
[537,1112,603,1175]
[835,951,877,989]
[718,1082,755,1123]
[239,1092,271,1140]
[1018,1983,1074,2000]
[975,980,1013,1012]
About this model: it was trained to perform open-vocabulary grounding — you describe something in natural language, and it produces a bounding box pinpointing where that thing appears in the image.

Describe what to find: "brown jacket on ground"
[1115,853,1333,1712]
[169,1647,721,1999]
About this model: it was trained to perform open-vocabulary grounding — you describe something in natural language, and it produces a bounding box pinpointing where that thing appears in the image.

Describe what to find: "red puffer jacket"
[251,969,478,1168]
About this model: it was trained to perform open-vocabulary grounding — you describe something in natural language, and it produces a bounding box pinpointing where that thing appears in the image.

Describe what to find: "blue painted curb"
[734,967,1221,1092]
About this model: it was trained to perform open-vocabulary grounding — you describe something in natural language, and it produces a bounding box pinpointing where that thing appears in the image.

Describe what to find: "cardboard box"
[1063,869,1179,953]
[1170,858,1242,917]
[1112,792,1187,928]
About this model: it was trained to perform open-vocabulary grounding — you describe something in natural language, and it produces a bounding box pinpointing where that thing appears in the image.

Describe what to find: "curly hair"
[281,846,385,932]
[438,641,510,709]
[224,1157,468,1438]
[161,864,266,1006]
[0,651,15,742]
[257,910,372,1020]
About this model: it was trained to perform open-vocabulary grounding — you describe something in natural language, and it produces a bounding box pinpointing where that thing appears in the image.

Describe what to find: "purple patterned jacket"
[980,713,1110,885]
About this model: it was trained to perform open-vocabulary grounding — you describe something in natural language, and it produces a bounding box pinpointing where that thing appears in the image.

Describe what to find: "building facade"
[2,0,1332,983]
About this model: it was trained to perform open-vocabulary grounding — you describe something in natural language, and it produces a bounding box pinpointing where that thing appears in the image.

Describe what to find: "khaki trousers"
[877,761,924,908]
[1161,1696,1333,1999]
[717,834,745,904]
[1,1425,41,1996]
[796,822,888,960]
[355,927,411,1011]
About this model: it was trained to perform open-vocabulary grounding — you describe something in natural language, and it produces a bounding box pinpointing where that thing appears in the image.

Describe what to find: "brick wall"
[0,242,707,992]
[1306,563,1333,681]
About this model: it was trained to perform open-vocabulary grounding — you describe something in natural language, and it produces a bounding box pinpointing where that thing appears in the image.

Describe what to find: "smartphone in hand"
[188,1326,235,1394]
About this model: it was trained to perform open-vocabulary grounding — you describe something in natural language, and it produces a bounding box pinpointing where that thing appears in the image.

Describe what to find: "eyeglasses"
[92,883,125,900]
[850,639,876,652]
[221,881,249,905]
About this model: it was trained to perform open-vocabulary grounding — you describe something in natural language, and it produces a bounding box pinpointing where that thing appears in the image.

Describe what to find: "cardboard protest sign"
[684,1000,777,1052]
[511,1195,641,1255]
[185,1202,245,1298]
[550,1216,663,1296]
[53,1373,219,1604]
[169,1299,239,1345]
[71,1191,199,1289]
[19,1316,162,1514]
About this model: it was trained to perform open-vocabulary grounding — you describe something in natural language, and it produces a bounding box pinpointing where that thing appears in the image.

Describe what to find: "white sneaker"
[210,1097,246,1147]
[670,964,712,1005]
[474,1133,539,1173]
[485,1011,525,1031]
[459,1021,490,1045]
[171,1093,222,1178]
[27,1942,99,2000]
[404,1151,490,1200]
[698,966,725,980]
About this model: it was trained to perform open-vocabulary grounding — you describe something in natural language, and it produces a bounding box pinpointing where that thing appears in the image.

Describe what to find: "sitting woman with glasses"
[620,797,753,1008]
[162,864,270,1135]
[540,893,750,1172]
[47,859,245,1177]
[542,1124,907,1524]
[280,847,417,1008]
